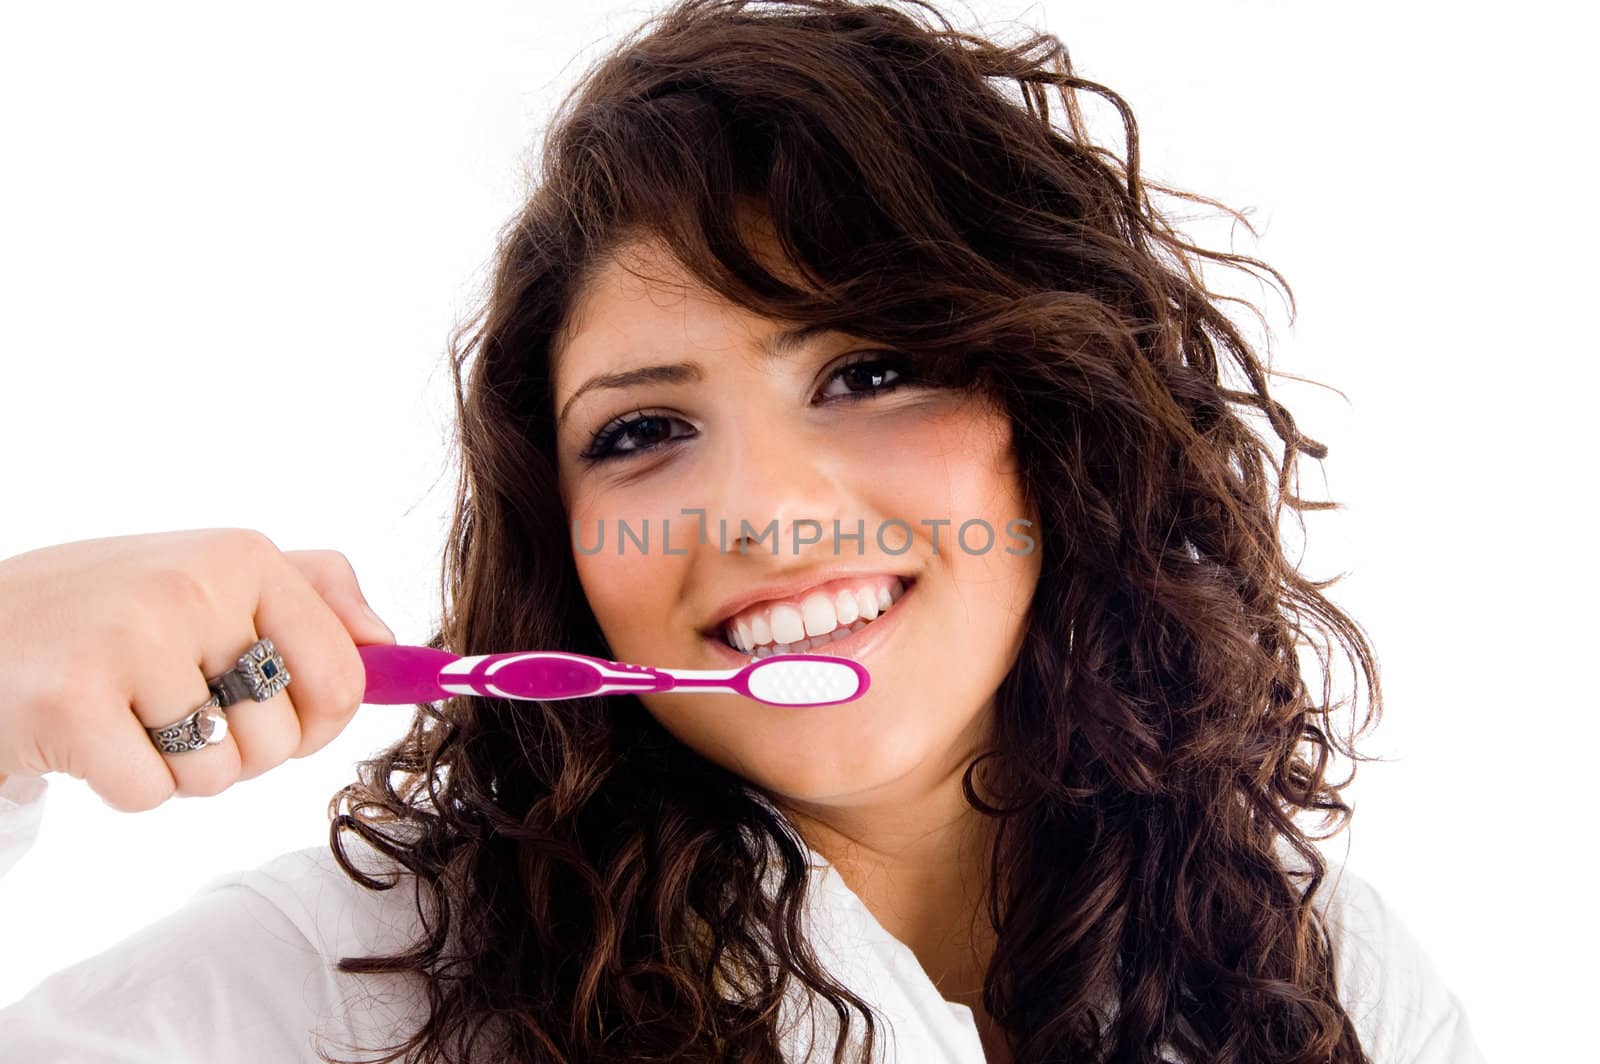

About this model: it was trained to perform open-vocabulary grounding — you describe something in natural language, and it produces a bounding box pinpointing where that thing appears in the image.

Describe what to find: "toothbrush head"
[738,654,870,707]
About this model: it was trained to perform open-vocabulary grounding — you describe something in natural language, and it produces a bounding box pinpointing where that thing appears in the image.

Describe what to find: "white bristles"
[746,659,863,706]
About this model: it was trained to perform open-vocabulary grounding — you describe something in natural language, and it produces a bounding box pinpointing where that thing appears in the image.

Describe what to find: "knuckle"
[266,726,301,765]
[310,549,355,575]
[235,527,279,553]
[9,659,66,723]
[177,770,233,799]
[240,727,300,778]
[146,561,218,621]
[284,549,358,596]
[330,653,368,717]
[216,527,279,568]
[88,611,148,671]
[15,743,50,779]
[44,689,101,744]
[6,724,55,778]
[105,768,176,813]
[121,786,175,813]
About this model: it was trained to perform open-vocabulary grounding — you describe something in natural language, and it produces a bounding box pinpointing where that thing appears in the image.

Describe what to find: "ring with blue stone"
[206,637,292,708]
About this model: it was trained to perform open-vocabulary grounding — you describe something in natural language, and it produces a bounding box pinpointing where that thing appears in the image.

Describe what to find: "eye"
[579,410,695,463]
[815,352,915,402]
[577,354,916,465]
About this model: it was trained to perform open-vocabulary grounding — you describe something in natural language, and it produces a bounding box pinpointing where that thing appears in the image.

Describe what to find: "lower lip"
[702,579,917,668]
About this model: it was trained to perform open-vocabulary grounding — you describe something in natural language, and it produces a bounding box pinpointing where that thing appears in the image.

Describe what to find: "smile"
[701,574,915,664]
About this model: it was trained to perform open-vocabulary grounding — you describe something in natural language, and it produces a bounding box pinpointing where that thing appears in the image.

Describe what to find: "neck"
[770,751,1001,1008]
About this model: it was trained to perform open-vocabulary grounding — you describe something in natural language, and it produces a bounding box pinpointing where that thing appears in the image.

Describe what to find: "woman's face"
[551,234,1040,809]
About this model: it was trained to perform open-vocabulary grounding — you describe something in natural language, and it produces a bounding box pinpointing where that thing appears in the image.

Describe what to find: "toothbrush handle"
[358,645,669,704]
[439,650,670,701]
[358,643,459,704]
[358,644,866,708]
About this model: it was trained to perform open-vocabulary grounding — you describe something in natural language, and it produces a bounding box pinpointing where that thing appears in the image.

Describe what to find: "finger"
[282,549,397,646]
[126,639,249,798]
[199,629,302,783]
[62,691,182,813]
[248,553,371,762]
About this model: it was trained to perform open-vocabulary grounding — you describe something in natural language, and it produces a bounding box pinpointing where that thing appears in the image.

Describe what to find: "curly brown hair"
[323,1,1383,1060]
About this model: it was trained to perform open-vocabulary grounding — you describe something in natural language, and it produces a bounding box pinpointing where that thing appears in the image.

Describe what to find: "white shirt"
[0,773,1488,1062]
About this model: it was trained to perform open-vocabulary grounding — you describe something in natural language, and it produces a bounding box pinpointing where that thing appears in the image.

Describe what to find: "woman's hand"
[0,529,396,810]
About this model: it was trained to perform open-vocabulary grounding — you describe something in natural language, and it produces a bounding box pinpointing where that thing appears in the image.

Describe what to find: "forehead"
[569,239,716,331]
[552,234,792,389]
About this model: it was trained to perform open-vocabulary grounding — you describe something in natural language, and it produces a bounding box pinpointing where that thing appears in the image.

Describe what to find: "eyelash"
[578,352,916,464]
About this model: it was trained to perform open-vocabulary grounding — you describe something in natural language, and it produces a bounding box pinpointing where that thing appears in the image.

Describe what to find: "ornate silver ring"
[205,637,292,708]
[146,694,229,754]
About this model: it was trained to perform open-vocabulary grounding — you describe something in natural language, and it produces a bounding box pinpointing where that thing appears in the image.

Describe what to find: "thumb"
[281,549,397,645]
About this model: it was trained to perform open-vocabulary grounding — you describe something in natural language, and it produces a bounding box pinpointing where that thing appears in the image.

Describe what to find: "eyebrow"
[555,323,839,427]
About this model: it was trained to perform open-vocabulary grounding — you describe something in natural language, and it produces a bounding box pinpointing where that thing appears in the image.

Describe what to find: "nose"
[706,416,853,559]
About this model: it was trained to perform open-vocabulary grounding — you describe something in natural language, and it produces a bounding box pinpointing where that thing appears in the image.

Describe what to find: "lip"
[701,576,917,667]
[699,568,919,637]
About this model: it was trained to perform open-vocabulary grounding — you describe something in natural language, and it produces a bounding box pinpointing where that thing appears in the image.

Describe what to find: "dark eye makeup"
[576,351,919,464]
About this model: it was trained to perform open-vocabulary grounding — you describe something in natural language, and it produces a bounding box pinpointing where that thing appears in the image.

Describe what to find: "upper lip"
[700,566,918,636]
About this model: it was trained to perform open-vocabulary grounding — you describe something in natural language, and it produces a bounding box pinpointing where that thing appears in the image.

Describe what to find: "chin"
[742,725,936,804]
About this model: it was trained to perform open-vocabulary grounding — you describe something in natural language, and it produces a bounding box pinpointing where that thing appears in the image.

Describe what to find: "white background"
[1,1,1589,1057]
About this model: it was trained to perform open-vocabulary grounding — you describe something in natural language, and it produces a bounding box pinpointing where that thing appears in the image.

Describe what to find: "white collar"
[740,787,988,1062]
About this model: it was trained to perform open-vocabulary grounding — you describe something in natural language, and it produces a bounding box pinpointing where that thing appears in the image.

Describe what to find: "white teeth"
[769,604,806,645]
[740,615,872,656]
[834,589,859,625]
[801,593,839,638]
[719,576,911,654]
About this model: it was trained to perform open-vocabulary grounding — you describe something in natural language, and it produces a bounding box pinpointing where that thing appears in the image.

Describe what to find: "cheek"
[567,491,689,655]
[852,396,1031,553]
[896,400,1039,662]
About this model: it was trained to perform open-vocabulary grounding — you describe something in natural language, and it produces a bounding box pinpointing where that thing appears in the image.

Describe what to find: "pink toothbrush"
[357,644,871,708]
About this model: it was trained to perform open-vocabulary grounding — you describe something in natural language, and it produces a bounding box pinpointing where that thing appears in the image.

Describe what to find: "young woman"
[0,1,1487,1061]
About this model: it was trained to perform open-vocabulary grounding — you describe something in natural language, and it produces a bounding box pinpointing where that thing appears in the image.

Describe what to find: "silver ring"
[147,694,229,754]
[205,637,292,708]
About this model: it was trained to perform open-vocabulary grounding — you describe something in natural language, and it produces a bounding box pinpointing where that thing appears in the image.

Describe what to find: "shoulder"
[2,813,433,1063]
[1290,847,1490,1064]
[190,825,430,963]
